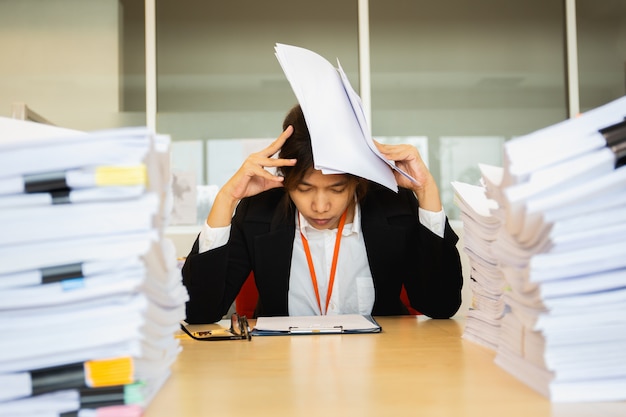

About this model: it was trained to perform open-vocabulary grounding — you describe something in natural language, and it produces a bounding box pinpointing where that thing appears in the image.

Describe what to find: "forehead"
[300,168,350,187]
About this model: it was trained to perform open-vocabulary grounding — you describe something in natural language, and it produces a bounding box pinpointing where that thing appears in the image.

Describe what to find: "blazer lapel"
[360,194,408,301]
[253,204,296,315]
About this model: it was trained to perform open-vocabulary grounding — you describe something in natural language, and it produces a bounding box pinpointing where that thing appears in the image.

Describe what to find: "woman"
[182,105,463,323]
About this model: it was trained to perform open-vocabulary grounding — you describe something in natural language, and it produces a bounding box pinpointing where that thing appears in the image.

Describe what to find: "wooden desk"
[145,316,624,417]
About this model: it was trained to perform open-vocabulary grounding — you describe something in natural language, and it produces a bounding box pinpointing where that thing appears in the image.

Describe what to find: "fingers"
[228,125,298,198]
[249,125,297,171]
[374,140,402,156]
[239,158,286,183]
[262,125,294,157]
[238,125,297,182]
[375,141,422,164]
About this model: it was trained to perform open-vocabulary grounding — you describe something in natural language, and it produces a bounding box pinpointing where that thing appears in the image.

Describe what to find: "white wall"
[0,0,124,130]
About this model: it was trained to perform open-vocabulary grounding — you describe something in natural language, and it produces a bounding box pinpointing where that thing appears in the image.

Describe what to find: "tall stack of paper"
[452,172,506,350]
[471,96,626,402]
[0,117,188,416]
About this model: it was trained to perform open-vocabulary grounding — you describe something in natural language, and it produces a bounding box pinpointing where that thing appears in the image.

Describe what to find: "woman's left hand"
[374,140,442,212]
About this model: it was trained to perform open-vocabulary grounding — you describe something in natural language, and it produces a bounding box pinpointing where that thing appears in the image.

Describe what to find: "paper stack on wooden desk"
[457,96,626,402]
[452,178,506,350]
[0,118,188,415]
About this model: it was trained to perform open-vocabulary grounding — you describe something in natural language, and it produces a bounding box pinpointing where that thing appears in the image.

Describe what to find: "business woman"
[182,105,463,323]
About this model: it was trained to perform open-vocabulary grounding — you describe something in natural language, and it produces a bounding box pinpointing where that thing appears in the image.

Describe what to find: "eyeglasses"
[180,313,251,341]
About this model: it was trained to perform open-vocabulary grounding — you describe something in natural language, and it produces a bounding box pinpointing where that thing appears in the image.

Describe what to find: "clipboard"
[251,314,382,336]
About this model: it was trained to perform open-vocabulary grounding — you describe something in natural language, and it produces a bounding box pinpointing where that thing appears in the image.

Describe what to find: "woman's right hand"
[206,126,297,227]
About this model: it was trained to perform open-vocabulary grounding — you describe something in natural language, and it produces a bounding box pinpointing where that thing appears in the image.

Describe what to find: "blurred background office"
[1,0,624,222]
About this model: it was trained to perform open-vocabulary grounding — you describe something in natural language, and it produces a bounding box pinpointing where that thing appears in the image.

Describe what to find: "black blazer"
[182,182,463,323]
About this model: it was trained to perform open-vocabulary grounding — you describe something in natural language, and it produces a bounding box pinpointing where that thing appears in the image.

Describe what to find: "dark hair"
[278,104,368,200]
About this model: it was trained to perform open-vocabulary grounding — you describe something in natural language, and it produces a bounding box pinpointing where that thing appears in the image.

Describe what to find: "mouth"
[311,218,331,227]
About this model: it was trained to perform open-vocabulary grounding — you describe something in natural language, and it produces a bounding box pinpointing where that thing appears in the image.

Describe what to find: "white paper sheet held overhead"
[275,43,418,192]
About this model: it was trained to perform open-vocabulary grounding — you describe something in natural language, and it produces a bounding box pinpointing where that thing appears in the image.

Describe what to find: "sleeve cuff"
[198,221,231,253]
[418,207,446,238]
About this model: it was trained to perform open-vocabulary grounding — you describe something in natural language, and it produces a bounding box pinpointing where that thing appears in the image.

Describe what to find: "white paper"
[0,185,146,207]
[275,43,402,191]
[0,231,155,276]
[0,119,187,415]
[502,95,626,182]
[0,121,151,179]
[0,192,158,247]
[457,96,626,403]
[0,255,144,290]
[254,314,380,333]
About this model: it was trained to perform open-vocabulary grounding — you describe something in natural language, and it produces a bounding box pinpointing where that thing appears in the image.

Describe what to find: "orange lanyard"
[299,209,348,315]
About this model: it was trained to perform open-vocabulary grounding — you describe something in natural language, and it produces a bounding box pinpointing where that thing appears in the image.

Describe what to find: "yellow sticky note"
[95,165,148,186]
[85,356,134,387]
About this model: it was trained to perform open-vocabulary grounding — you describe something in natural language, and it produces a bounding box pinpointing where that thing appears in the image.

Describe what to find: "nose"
[311,191,330,213]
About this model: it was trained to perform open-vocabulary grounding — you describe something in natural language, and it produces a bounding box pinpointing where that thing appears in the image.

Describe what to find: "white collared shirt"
[198,204,445,316]
[289,204,373,316]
